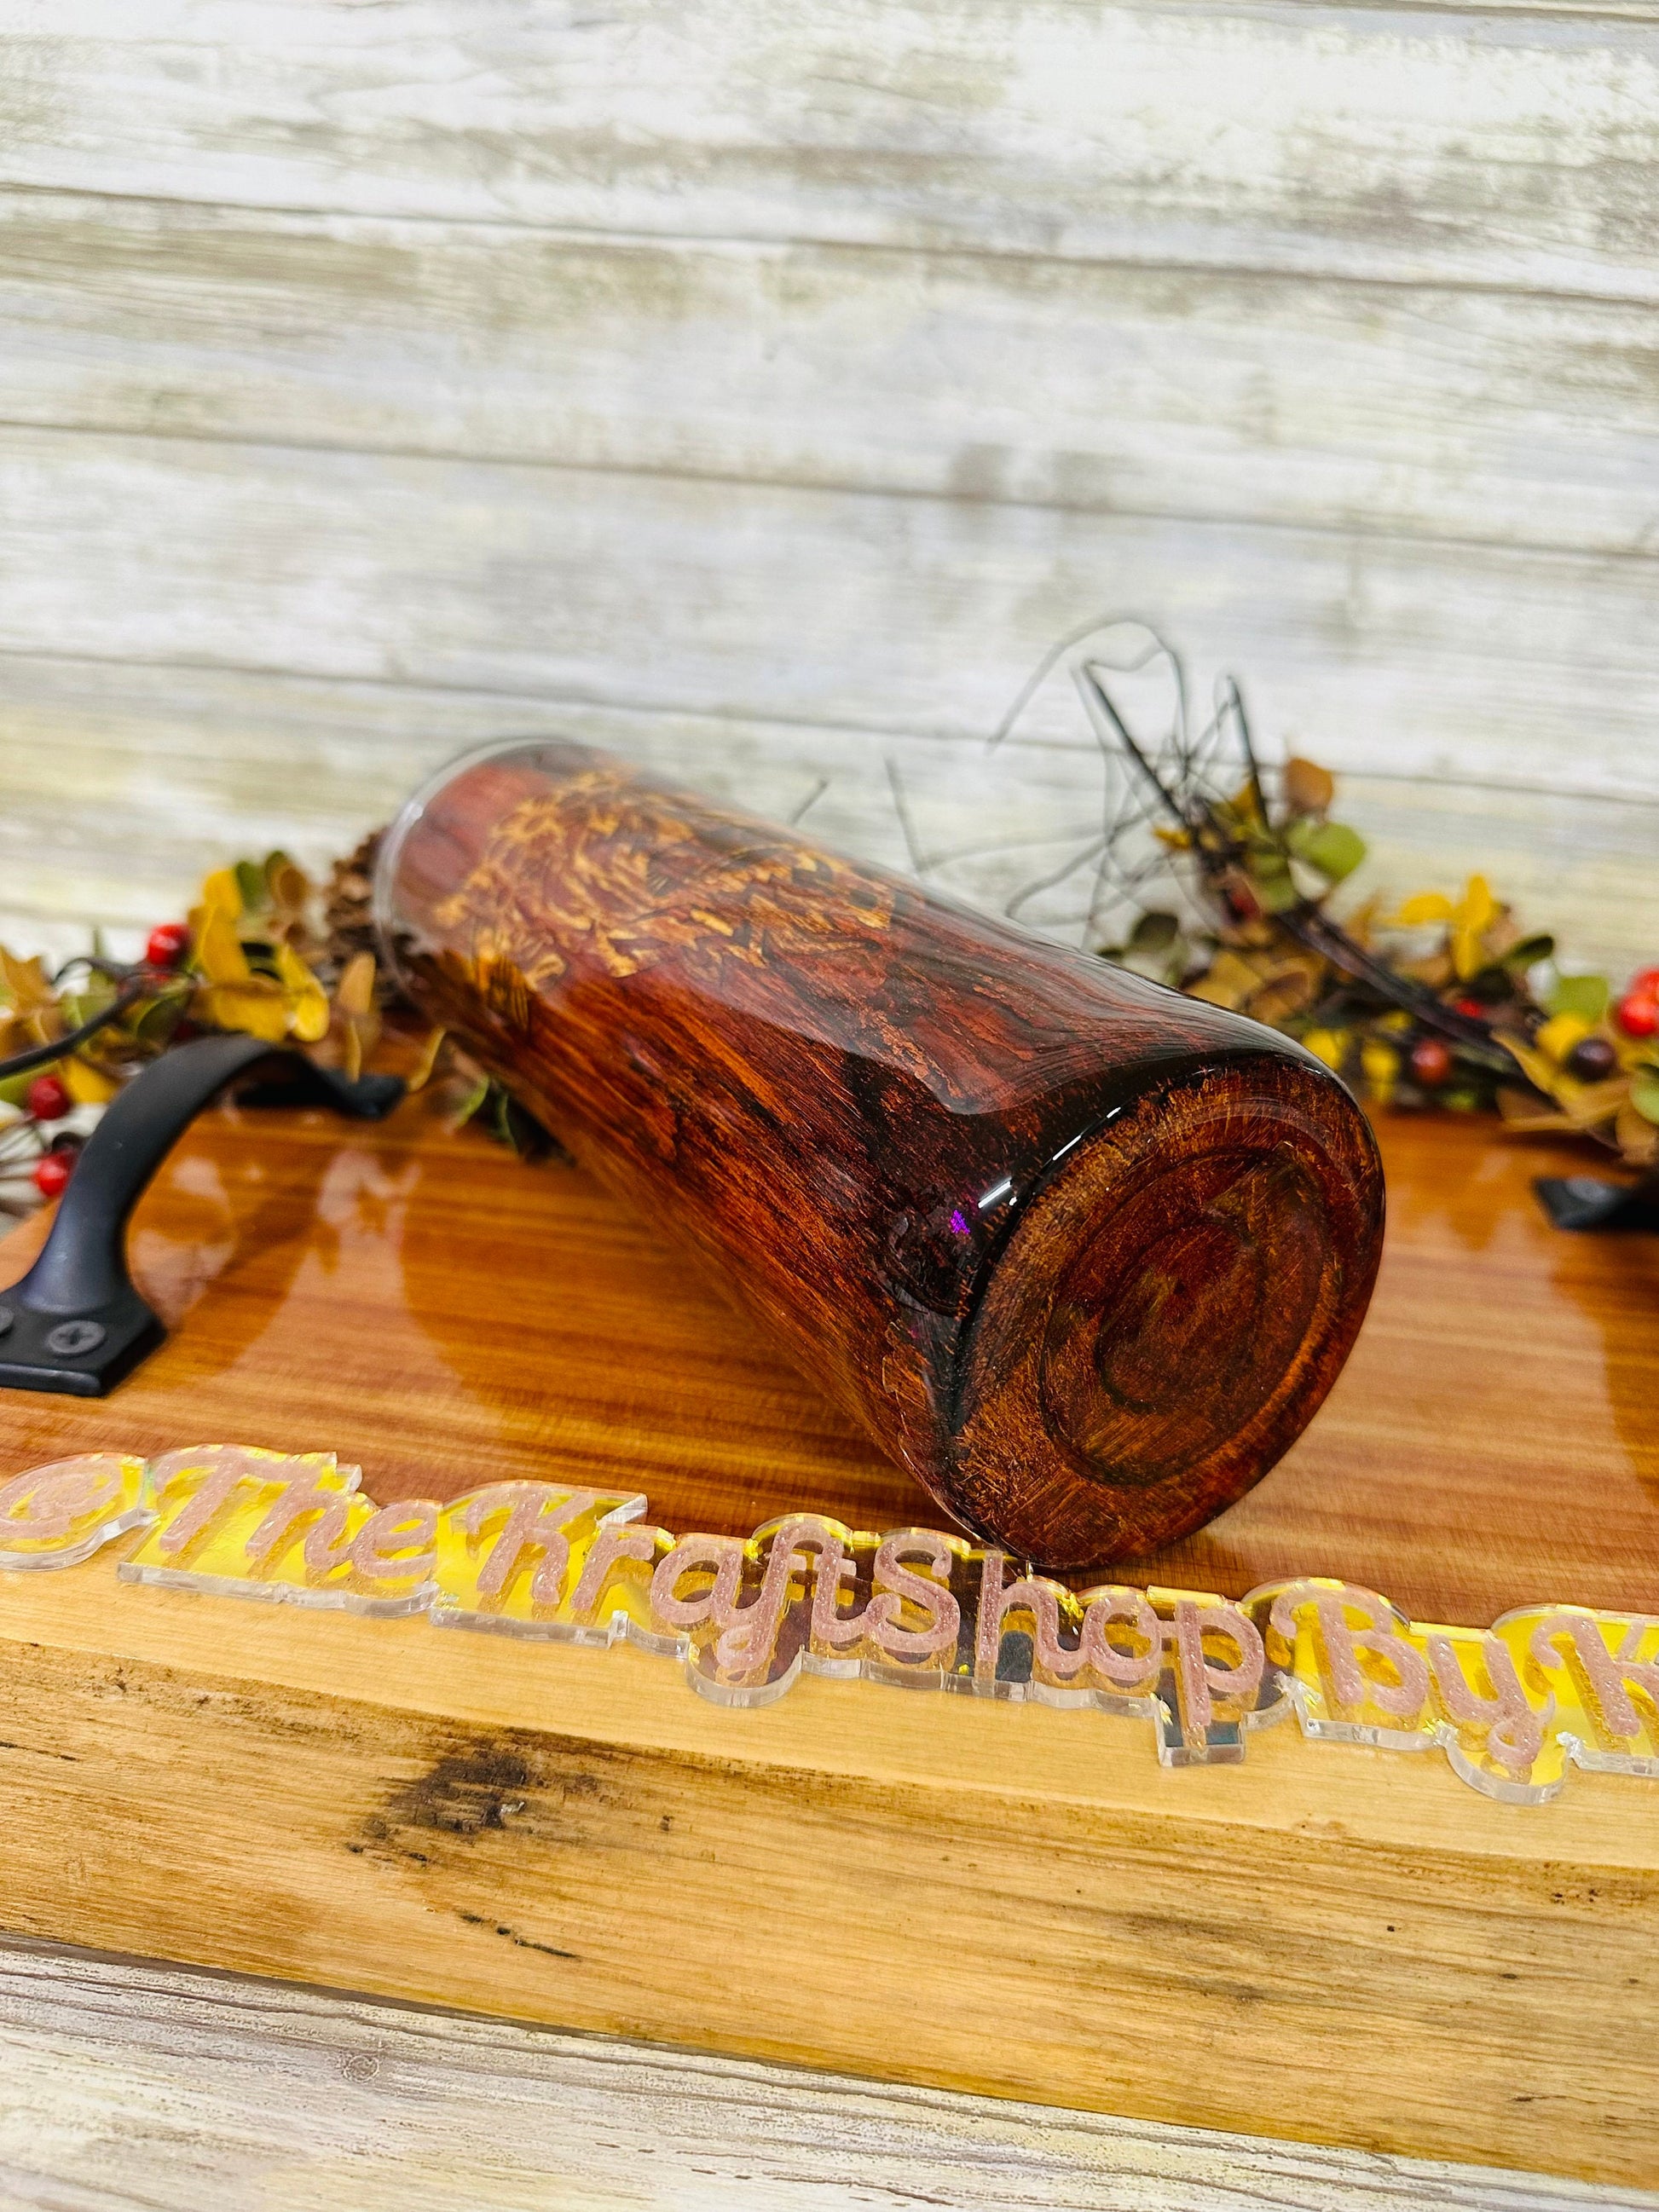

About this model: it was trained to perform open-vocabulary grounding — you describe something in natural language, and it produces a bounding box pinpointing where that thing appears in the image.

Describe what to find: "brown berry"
[1566,1036,1617,1082]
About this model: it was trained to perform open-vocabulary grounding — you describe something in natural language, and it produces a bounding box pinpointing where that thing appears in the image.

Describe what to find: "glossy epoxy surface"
[0,1094,1654,1625]
[384,742,1381,1565]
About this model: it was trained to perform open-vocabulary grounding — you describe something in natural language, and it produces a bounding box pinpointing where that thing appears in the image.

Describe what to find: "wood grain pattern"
[6,188,1659,562]
[0,1050,1652,1626]
[5,3,1659,297]
[0,1937,1640,2211]
[0,1507,1651,2184]
[3,659,1658,987]
[4,427,1656,799]
[0,1056,1652,2182]
[383,740,1383,1565]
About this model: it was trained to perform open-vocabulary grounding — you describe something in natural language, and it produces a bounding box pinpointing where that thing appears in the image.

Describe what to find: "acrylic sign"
[3,1445,1656,1806]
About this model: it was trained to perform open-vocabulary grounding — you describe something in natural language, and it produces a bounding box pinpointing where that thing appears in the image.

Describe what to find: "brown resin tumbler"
[376,740,1384,1571]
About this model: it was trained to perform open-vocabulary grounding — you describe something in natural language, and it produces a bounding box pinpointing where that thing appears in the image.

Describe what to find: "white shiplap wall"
[0,0,1656,972]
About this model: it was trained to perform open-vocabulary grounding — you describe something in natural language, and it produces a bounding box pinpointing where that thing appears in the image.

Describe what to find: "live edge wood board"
[0,1095,1656,2186]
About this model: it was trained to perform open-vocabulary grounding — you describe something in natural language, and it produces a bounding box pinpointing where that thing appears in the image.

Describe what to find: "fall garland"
[1101,759,1659,1171]
[0,837,542,1219]
[3,768,1656,1222]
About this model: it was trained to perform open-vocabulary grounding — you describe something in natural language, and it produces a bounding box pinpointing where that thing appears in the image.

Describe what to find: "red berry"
[32,1149,73,1200]
[1453,997,1486,1019]
[25,1072,70,1123]
[1629,966,1659,996]
[1617,991,1659,1039]
[1409,1037,1453,1089]
[145,921,192,968]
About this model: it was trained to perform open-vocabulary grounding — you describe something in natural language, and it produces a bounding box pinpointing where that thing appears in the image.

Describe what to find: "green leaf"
[1285,818,1367,881]
[233,858,269,912]
[1631,1068,1659,1125]
[1246,852,1301,914]
[451,1074,490,1129]
[67,967,116,1020]
[1129,910,1180,954]
[489,1085,521,1153]
[132,987,189,1048]
[1501,933,1555,970]
[1546,972,1610,1023]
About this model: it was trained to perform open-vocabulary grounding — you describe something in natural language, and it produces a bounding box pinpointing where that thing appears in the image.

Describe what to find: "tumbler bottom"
[949,1058,1384,1570]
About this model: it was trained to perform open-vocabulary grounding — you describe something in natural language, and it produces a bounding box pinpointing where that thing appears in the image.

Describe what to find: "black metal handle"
[0,1036,404,1397]
[1535,1170,1659,1233]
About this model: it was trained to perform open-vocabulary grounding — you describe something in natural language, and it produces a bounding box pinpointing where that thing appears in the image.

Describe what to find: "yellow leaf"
[335,950,377,1019]
[200,979,288,1043]
[1616,1100,1659,1166]
[1361,1039,1400,1085]
[1246,969,1315,1028]
[275,942,330,1044]
[199,866,243,921]
[290,991,331,1046]
[1500,1036,1569,1104]
[1188,947,1263,1011]
[195,909,251,985]
[1497,1085,1573,1132]
[1460,874,1497,937]
[1344,894,1381,950]
[1448,876,1503,979]
[1451,924,1486,982]
[1393,892,1454,927]
[1303,1027,1348,1072]
[1556,1073,1629,1131]
[343,1020,363,1083]
[408,1025,447,1093]
[62,1056,120,1106]
[0,946,55,1014]
[1535,1012,1592,1065]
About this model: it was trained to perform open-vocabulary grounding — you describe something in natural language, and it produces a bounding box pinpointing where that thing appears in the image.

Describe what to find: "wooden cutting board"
[1,1085,1653,1622]
[0,1089,1655,2186]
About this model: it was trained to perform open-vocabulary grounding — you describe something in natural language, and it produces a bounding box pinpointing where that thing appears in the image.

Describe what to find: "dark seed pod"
[1566,1035,1618,1083]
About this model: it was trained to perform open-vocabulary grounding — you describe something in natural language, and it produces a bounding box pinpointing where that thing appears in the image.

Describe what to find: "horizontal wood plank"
[3,427,1657,796]
[3,656,1657,977]
[5,190,1659,560]
[3,3,1659,299]
[0,1938,1639,2211]
[0,1551,1652,2186]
